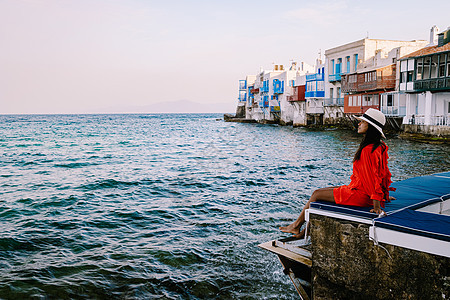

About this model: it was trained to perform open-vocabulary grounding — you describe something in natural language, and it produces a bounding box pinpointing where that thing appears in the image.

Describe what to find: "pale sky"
[1,0,449,114]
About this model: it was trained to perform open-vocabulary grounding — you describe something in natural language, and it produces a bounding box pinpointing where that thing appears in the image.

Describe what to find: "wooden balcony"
[287,85,306,102]
[413,77,450,92]
[341,65,396,93]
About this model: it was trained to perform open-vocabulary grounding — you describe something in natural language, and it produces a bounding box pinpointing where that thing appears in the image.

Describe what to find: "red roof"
[400,43,450,59]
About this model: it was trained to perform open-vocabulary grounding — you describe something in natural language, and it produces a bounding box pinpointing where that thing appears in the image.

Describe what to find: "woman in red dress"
[280,108,394,238]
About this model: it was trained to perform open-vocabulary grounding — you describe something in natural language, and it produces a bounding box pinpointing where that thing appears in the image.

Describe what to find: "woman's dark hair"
[353,123,385,162]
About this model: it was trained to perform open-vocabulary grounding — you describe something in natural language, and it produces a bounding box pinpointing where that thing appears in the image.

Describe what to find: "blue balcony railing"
[323,97,344,106]
[305,91,325,98]
[306,73,324,81]
[328,73,342,82]
[273,79,284,94]
[261,80,269,93]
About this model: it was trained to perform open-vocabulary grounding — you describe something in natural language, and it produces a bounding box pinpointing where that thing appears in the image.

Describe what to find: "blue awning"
[374,209,450,242]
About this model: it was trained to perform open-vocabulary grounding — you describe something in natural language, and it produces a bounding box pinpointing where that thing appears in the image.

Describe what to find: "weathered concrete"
[403,124,450,139]
[223,114,257,123]
[235,105,246,118]
[309,214,450,299]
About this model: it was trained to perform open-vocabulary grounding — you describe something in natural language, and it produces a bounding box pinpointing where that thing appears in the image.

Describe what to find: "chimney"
[429,25,440,46]
[438,27,450,47]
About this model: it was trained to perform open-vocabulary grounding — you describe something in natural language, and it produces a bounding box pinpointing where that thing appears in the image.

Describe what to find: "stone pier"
[309,214,449,299]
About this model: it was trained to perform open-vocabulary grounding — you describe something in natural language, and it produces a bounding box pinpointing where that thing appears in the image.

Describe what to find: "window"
[349,96,353,106]
[346,56,350,73]
[387,94,393,106]
[331,59,335,74]
[423,57,431,79]
[373,94,379,106]
[407,71,413,82]
[336,58,342,74]
[439,54,446,77]
[354,54,359,71]
[357,95,361,106]
[447,55,450,77]
[364,72,376,82]
[337,87,341,98]
[416,58,423,80]
[330,88,334,99]
[431,55,438,78]
[317,81,324,91]
[400,72,407,83]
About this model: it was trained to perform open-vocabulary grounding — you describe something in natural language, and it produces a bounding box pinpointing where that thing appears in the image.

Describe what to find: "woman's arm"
[370,199,384,215]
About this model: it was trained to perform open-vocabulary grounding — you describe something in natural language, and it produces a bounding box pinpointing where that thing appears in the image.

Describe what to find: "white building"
[325,38,428,124]
[305,60,326,125]
[290,73,307,126]
[245,63,313,123]
[276,62,315,125]
[399,27,450,137]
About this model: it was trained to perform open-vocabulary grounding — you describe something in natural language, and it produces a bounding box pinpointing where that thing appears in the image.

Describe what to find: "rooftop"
[400,42,450,59]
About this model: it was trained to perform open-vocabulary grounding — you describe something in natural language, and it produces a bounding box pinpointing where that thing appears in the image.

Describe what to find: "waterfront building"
[325,38,428,125]
[237,75,256,118]
[399,26,450,137]
[341,64,395,115]
[243,63,313,123]
[288,73,307,126]
[246,66,285,122]
[341,40,428,118]
[277,62,315,125]
[247,69,264,120]
[305,60,325,125]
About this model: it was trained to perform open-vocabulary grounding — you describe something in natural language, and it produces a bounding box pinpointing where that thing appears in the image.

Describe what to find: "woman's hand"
[389,196,396,201]
[370,200,385,215]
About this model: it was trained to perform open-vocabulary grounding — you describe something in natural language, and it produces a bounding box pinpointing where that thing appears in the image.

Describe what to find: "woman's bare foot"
[279,222,302,235]
[293,228,306,239]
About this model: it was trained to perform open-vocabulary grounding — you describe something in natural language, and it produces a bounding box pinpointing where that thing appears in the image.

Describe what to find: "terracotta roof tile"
[400,43,450,59]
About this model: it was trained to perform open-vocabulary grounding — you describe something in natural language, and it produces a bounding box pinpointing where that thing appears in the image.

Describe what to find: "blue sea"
[1,113,449,299]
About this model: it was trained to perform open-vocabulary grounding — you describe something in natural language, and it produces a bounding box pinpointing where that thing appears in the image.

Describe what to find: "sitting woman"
[280,108,395,238]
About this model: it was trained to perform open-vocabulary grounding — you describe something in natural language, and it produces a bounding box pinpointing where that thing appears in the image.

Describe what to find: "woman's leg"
[279,187,336,236]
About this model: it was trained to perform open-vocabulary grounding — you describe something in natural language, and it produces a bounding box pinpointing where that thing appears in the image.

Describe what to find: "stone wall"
[310,214,449,299]
[235,105,246,118]
[403,124,450,138]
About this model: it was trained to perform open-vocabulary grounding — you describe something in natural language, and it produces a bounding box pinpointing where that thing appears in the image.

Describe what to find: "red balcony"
[344,92,382,114]
[341,64,396,94]
[287,85,306,102]
[250,88,260,94]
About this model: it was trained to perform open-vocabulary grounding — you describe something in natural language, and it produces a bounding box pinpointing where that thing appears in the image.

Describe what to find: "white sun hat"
[355,108,386,138]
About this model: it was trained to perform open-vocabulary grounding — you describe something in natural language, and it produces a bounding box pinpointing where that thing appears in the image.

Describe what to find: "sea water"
[0,113,449,299]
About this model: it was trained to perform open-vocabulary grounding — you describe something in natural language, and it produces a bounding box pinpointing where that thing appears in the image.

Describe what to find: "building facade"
[325,39,429,124]
[399,28,450,137]
[305,61,325,125]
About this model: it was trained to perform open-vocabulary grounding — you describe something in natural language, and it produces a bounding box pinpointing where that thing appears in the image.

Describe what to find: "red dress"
[333,143,394,208]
